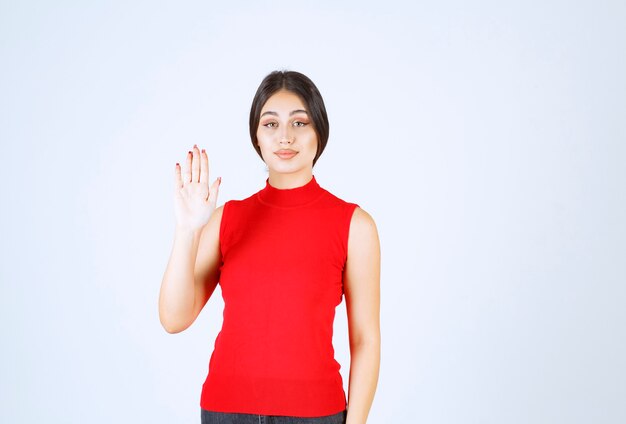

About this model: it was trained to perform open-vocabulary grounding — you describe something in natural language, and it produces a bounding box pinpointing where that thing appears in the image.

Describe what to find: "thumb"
[207,176,221,209]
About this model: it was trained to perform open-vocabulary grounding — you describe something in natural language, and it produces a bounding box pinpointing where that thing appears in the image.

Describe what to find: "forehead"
[260,90,307,113]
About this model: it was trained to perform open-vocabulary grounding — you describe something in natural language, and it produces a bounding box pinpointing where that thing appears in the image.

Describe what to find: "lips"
[275,149,298,159]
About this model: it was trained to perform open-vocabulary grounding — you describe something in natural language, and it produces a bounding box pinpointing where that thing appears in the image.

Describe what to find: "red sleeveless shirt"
[200,175,359,417]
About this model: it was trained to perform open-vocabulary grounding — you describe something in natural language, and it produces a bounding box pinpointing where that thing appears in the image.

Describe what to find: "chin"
[270,165,302,175]
[268,161,309,175]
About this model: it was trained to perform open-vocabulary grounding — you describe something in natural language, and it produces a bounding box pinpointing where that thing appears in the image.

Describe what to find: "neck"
[258,173,322,208]
[268,169,314,189]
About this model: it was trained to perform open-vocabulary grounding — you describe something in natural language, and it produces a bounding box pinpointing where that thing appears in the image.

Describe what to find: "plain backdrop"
[1,1,625,423]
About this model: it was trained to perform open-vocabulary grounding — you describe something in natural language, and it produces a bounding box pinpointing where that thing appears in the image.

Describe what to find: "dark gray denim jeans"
[201,409,347,424]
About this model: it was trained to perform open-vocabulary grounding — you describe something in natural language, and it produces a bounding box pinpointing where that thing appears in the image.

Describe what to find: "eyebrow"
[260,109,309,117]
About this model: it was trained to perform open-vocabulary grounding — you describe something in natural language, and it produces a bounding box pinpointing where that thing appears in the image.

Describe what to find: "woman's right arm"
[158,144,222,334]
[158,205,223,333]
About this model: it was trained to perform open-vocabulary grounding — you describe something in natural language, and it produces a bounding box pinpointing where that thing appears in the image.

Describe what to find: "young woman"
[159,71,380,424]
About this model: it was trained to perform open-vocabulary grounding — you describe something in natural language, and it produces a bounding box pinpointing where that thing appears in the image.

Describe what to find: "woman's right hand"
[173,144,221,233]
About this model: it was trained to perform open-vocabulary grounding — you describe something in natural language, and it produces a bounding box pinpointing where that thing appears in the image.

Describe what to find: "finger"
[192,144,200,183]
[174,162,183,191]
[207,176,221,207]
[184,150,192,183]
[199,148,209,185]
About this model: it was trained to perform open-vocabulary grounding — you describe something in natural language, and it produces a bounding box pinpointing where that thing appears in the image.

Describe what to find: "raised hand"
[173,144,221,233]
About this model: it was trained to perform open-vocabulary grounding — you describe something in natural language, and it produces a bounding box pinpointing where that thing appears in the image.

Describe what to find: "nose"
[278,122,296,144]
[279,131,294,145]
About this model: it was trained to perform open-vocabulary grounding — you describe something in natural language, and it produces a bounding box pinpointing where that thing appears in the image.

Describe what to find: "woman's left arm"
[344,207,381,424]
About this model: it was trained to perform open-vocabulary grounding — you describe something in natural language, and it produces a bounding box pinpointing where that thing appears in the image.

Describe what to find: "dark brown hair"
[249,70,329,166]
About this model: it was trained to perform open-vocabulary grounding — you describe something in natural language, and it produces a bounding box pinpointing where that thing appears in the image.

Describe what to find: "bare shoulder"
[196,204,223,241]
[197,204,224,260]
[345,206,381,300]
[348,206,380,254]
[209,204,224,226]
[349,206,379,238]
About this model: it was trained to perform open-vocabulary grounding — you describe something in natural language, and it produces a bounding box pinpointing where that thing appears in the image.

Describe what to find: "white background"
[1,1,625,423]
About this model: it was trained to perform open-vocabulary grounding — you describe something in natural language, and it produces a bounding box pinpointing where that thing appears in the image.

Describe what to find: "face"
[256,89,318,177]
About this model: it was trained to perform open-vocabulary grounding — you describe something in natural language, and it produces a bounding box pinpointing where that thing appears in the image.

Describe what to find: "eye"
[293,121,308,128]
[263,122,278,128]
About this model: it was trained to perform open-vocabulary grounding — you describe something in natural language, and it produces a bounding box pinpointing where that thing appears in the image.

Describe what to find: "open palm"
[173,144,221,232]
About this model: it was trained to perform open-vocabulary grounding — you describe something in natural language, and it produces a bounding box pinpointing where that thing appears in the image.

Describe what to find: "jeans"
[200,409,347,424]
